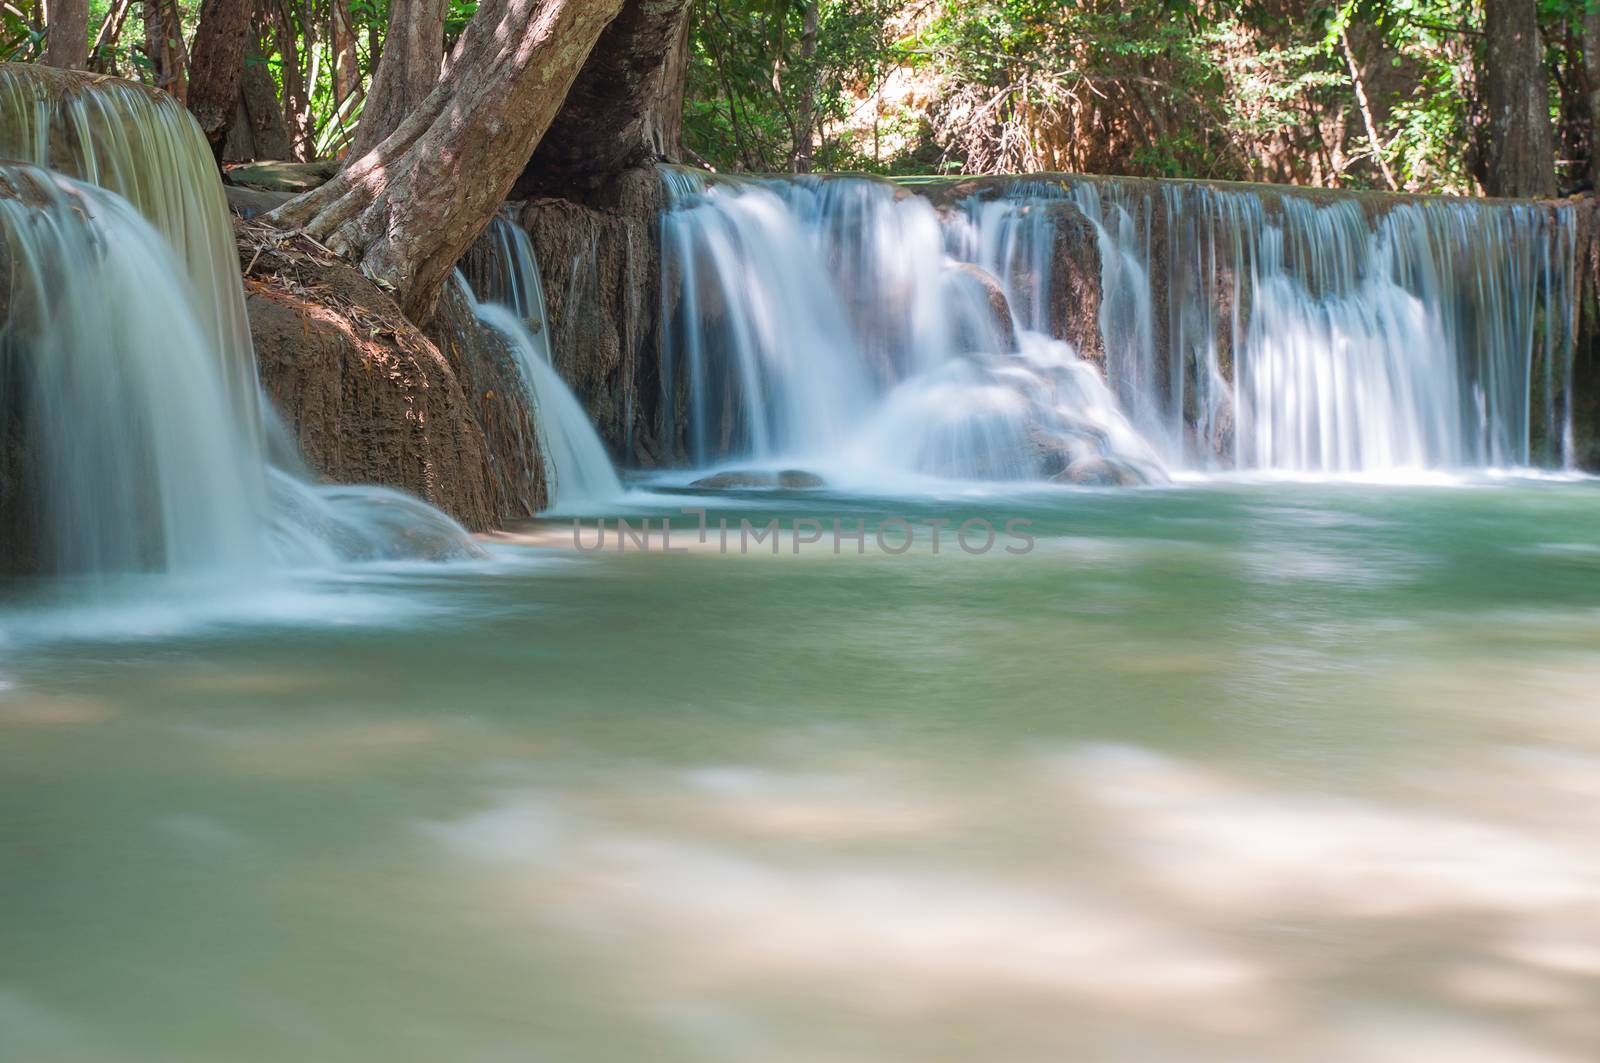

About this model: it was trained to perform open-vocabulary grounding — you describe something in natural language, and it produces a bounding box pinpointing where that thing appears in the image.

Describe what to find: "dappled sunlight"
[409,716,1600,1060]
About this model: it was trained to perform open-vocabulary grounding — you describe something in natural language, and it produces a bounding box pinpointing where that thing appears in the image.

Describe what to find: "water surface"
[5,480,1600,1062]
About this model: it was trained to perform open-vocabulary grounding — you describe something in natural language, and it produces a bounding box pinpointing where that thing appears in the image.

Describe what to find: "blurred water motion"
[4,480,1600,1062]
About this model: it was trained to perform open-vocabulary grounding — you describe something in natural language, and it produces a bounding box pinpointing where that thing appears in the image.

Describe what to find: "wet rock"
[426,282,549,518]
[1047,201,1106,365]
[1570,195,1600,469]
[224,159,338,194]
[1053,458,1149,487]
[242,236,499,531]
[947,262,1018,352]
[224,184,294,220]
[516,167,665,465]
[690,469,825,489]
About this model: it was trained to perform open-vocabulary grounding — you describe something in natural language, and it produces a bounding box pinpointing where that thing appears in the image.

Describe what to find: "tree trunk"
[1340,27,1398,191]
[44,0,88,68]
[330,0,363,113]
[790,0,819,172]
[1482,0,1556,197]
[1585,3,1600,187]
[143,0,188,103]
[224,39,295,160]
[89,0,136,72]
[268,0,626,322]
[347,0,446,159]
[516,0,693,196]
[269,0,318,159]
[188,0,256,157]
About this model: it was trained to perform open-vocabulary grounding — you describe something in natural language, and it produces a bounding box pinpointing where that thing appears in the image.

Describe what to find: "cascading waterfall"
[0,66,263,441]
[460,217,623,512]
[658,167,1166,486]
[1065,177,1578,473]
[0,167,263,577]
[0,65,474,589]
[659,167,1578,480]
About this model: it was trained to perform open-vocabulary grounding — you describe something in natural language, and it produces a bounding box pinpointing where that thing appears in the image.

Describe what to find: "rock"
[242,235,500,531]
[690,468,825,489]
[946,262,1018,352]
[425,280,549,517]
[516,166,665,464]
[1047,200,1106,366]
[224,184,294,220]
[1053,458,1148,487]
[778,469,826,488]
[224,159,338,194]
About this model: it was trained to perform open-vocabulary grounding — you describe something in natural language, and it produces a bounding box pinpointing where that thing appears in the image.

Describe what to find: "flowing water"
[4,66,1600,1063]
[660,170,1576,480]
[5,481,1600,1061]
[1064,178,1578,471]
[0,65,476,599]
[459,218,624,513]
[658,169,1165,486]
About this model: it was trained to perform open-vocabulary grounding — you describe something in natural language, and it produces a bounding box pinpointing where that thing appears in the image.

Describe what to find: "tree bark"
[790,0,819,172]
[1585,2,1600,187]
[268,0,626,322]
[1339,28,1399,191]
[1482,0,1556,197]
[270,0,315,160]
[223,39,296,160]
[516,0,693,196]
[347,0,446,159]
[330,0,363,114]
[188,0,256,157]
[143,0,188,103]
[44,0,88,69]
[89,0,135,72]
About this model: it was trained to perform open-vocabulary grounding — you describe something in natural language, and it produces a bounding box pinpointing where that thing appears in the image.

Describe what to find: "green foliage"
[684,0,913,173]
[18,0,1590,190]
[0,6,46,63]
[681,0,1581,192]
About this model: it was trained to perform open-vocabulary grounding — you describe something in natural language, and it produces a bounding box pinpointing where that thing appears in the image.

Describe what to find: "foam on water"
[658,168,1578,484]
[658,169,1165,488]
[0,68,478,631]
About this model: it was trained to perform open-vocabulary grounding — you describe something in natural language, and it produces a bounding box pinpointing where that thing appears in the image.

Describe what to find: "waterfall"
[0,66,474,588]
[658,167,1166,486]
[461,217,623,512]
[1065,177,1578,473]
[0,65,263,442]
[0,167,264,577]
[659,166,1578,480]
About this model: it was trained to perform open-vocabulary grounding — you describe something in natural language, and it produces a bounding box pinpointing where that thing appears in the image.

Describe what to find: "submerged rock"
[690,469,825,489]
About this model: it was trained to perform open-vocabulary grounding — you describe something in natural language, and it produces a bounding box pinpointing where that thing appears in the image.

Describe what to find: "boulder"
[224,184,295,220]
[946,261,1018,352]
[1052,458,1148,487]
[224,159,338,194]
[241,228,500,530]
[690,469,825,489]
